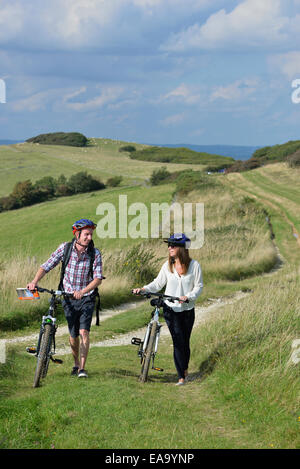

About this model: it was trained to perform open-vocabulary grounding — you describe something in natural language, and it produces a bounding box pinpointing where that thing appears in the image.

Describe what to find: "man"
[27,219,103,378]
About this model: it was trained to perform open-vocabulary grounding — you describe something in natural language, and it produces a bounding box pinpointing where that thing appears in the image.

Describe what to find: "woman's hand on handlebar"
[179,295,188,304]
[132,288,145,295]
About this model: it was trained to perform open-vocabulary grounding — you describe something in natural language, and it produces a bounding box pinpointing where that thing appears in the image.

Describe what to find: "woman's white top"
[143,259,203,312]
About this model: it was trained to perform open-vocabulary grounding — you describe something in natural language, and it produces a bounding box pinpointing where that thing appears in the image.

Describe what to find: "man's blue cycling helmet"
[72,218,97,234]
[164,233,191,249]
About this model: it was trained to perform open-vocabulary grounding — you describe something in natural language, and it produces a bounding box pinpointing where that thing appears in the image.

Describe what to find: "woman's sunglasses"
[168,243,178,248]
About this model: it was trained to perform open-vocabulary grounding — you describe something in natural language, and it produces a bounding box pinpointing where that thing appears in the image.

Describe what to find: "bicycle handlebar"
[132,290,189,304]
[35,286,72,297]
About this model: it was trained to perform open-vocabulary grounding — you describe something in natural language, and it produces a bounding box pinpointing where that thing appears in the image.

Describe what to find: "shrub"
[119,145,136,153]
[26,132,88,147]
[286,150,300,168]
[11,180,38,207]
[150,167,171,186]
[0,195,19,211]
[67,171,105,193]
[34,176,57,197]
[106,176,123,187]
[174,170,218,195]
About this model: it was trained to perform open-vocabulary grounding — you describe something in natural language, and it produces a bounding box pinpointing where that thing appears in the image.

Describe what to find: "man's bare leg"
[79,329,90,370]
[69,336,80,368]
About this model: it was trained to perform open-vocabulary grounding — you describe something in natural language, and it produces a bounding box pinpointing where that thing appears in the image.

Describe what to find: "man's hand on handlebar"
[27,282,38,292]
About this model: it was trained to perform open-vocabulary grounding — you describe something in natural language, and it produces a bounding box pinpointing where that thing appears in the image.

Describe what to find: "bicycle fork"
[131,308,164,372]
[26,315,63,364]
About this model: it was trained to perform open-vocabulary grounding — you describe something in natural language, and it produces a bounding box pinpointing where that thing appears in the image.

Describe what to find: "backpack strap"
[87,240,101,326]
[58,239,75,290]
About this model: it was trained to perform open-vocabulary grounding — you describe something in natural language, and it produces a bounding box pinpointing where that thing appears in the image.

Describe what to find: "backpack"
[58,238,101,326]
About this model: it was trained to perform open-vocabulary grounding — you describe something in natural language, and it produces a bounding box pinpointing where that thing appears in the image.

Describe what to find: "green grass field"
[0,142,299,449]
[0,139,209,197]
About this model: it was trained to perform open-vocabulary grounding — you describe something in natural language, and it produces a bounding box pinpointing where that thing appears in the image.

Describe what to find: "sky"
[1,0,300,146]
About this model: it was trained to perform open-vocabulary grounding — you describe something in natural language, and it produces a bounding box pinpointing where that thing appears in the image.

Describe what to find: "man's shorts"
[62,295,95,338]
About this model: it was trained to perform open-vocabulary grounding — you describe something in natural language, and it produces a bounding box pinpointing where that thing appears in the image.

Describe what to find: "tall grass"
[0,180,279,332]
[189,266,299,448]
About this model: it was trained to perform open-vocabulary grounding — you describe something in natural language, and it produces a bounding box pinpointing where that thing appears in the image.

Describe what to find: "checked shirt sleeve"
[41,243,65,273]
[93,249,103,279]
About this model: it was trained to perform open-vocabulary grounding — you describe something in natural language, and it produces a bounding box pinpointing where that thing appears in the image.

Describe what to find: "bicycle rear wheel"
[139,321,157,383]
[33,323,52,388]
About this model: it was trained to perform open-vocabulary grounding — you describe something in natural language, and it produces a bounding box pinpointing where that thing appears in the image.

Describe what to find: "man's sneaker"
[78,369,88,378]
[71,366,79,376]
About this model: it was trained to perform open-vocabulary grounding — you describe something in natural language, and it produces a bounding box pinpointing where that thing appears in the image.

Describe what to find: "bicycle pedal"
[131,337,142,346]
[152,367,164,372]
[50,357,63,364]
[26,347,37,354]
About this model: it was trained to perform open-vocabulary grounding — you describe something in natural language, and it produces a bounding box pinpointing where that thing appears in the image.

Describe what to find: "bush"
[286,150,300,168]
[106,176,123,187]
[0,171,106,213]
[0,195,19,211]
[174,170,218,195]
[34,176,57,197]
[119,145,136,153]
[11,180,38,207]
[26,132,88,147]
[67,171,105,193]
[150,167,171,186]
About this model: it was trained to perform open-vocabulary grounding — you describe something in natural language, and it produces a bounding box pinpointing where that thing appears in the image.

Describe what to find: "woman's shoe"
[175,380,185,386]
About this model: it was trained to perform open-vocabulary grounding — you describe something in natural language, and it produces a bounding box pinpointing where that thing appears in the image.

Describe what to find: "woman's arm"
[185,262,203,301]
[142,262,168,293]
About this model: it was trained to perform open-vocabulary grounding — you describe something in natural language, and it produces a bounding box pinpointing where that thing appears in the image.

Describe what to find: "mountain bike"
[131,291,189,383]
[23,287,68,388]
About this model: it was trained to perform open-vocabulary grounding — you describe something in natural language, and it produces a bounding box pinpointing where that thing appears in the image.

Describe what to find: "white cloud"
[11,89,61,112]
[160,112,186,126]
[9,84,125,113]
[0,0,221,52]
[64,85,124,111]
[162,0,292,52]
[269,51,300,79]
[210,78,259,102]
[162,83,201,105]
[0,2,24,42]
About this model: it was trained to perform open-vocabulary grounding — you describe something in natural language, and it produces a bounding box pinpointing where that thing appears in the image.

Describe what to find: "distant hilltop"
[148,143,261,161]
[1,137,260,160]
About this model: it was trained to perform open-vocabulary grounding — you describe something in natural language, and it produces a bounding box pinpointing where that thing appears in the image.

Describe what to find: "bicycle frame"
[131,291,188,382]
[26,287,67,387]
[140,304,162,369]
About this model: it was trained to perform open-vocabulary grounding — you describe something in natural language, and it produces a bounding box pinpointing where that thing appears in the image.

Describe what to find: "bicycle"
[131,291,189,383]
[23,287,69,388]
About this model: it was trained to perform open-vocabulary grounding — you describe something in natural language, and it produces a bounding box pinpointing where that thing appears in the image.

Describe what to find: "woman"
[133,233,203,385]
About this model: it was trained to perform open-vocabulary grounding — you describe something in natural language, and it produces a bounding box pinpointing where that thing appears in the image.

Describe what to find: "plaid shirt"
[41,242,103,294]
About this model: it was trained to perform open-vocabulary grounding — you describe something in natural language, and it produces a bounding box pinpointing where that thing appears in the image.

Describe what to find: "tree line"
[0,172,106,212]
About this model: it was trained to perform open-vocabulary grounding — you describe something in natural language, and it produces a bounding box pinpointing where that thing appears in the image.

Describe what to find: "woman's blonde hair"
[168,247,191,274]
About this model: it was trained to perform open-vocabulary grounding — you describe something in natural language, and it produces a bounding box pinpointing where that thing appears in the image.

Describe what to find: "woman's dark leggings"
[163,304,195,380]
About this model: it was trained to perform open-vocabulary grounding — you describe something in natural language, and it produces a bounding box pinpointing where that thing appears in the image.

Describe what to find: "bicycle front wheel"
[33,323,52,388]
[139,321,157,383]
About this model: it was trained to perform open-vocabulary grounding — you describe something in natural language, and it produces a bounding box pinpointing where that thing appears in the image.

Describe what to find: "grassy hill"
[226,139,300,173]
[0,138,222,198]
[0,139,299,449]
[129,145,234,168]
